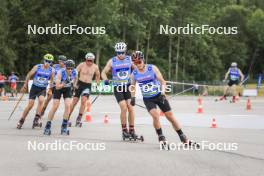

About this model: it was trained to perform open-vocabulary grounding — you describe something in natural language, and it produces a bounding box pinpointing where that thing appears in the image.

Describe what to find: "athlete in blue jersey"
[17,54,55,129]
[41,55,67,116]
[44,60,77,135]
[130,51,198,148]
[219,62,244,103]
[101,42,139,140]
[8,72,19,97]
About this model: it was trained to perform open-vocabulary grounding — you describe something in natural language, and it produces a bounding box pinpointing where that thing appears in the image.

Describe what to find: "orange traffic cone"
[84,99,92,122]
[159,110,165,117]
[197,97,203,113]
[104,115,109,124]
[211,118,217,128]
[246,98,251,110]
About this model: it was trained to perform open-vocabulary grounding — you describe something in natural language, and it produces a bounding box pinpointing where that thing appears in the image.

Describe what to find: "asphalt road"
[0,95,263,176]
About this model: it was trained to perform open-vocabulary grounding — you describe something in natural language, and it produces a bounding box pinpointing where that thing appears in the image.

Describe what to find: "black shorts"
[74,80,91,98]
[0,83,4,88]
[228,80,239,87]
[29,84,46,100]
[143,93,171,112]
[113,85,131,103]
[53,87,72,99]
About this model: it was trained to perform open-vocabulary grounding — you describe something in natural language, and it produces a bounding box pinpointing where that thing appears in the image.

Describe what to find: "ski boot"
[43,121,51,135]
[179,133,200,148]
[129,131,144,142]
[215,96,227,102]
[75,117,82,127]
[61,121,70,135]
[159,135,170,150]
[17,118,25,129]
[32,116,42,129]
[122,130,131,141]
[230,96,236,103]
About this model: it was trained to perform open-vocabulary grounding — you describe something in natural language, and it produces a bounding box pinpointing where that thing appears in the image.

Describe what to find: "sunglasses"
[44,60,53,64]
[66,67,73,70]
[133,59,143,65]
[86,60,93,63]
[116,52,125,55]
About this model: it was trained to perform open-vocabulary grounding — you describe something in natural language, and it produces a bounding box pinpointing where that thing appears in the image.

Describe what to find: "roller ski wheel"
[61,128,70,135]
[184,140,200,148]
[43,128,51,135]
[129,132,144,142]
[68,121,72,127]
[159,135,170,150]
[122,131,131,141]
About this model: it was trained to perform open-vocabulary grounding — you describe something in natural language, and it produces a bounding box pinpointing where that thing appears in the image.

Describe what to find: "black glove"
[131,97,136,106]
[104,80,110,85]
[160,94,166,104]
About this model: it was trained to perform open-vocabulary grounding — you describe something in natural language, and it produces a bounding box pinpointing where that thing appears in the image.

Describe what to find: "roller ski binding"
[129,131,144,142]
[17,119,24,129]
[61,122,70,135]
[43,122,51,135]
[122,130,131,141]
[179,134,200,148]
[159,135,170,150]
[32,116,42,129]
[75,117,82,127]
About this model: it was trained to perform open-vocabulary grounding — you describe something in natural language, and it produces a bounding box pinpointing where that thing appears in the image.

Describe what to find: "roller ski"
[61,121,70,135]
[75,117,82,127]
[16,118,24,129]
[43,121,51,135]
[179,133,200,148]
[129,131,144,142]
[215,96,227,102]
[159,135,170,150]
[32,116,42,129]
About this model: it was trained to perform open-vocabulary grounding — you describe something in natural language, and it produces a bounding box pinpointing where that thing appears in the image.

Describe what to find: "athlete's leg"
[21,99,35,120]
[41,92,53,116]
[47,99,60,121]
[126,99,135,132]
[36,95,45,116]
[69,97,79,118]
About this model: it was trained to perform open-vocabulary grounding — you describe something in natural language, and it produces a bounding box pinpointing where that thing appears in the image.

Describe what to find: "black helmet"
[132,51,144,61]
[58,55,67,62]
[65,59,75,69]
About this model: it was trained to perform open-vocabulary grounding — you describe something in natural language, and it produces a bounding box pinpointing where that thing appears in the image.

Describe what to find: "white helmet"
[231,62,237,67]
[114,42,127,52]
[85,52,95,60]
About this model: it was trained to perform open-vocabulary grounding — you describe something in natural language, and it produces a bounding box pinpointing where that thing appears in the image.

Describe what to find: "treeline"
[0,0,263,81]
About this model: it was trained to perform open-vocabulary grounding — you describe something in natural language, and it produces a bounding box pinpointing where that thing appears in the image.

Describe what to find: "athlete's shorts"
[10,83,17,90]
[228,80,239,87]
[29,84,46,100]
[143,93,171,112]
[113,85,131,103]
[0,83,4,89]
[53,87,72,99]
[74,80,91,98]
